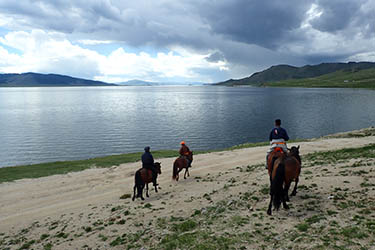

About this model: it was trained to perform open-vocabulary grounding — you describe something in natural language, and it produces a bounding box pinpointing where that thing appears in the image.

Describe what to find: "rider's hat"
[144,146,150,152]
[180,141,185,145]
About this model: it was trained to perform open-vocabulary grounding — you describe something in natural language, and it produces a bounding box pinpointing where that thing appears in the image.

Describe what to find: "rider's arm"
[269,130,273,141]
[283,129,289,141]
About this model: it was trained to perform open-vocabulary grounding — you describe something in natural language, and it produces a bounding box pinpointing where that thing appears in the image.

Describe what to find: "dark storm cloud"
[197,0,312,49]
[0,0,374,80]
[310,0,364,33]
[205,51,226,63]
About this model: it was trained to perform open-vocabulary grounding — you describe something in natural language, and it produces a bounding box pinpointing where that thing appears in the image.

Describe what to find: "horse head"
[188,151,193,162]
[288,146,301,164]
[154,162,162,174]
[288,146,300,156]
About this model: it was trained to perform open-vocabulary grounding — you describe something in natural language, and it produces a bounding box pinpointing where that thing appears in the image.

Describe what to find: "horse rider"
[266,119,289,169]
[179,141,192,167]
[141,146,158,186]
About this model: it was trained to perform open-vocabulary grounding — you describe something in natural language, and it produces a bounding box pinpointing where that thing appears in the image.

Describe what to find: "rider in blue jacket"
[142,146,158,186]
[266,119,289,168]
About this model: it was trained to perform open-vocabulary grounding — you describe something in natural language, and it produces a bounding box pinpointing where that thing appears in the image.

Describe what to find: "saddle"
[141,168,153,179]
[273,147,284,153]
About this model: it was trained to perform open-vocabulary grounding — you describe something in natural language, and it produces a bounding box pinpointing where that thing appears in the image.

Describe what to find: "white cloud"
[78,39,113,45]
[0,29,228,82]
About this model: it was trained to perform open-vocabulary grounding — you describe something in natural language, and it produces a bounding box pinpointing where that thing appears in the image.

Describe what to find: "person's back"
[179,141,192,168]
[141,146,157,186]
[179,141,190,156]
[142,149,154,168]
[266,119,289,169]
[269,126,289,142]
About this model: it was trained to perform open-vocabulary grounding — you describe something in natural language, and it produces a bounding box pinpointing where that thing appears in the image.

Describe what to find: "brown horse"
[172,151,193,181]
[267,147,286,177]
[132,162,161,201]
[267,146,301,215]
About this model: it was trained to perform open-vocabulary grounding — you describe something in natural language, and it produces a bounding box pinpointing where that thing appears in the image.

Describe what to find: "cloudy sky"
[0,0,374,83]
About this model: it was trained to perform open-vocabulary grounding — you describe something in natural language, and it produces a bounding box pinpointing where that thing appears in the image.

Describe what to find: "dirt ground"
[1,130,375,249]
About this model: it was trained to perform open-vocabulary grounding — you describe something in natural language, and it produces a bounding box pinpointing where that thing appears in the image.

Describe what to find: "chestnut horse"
[267,146,301,215]
[172,151,193,181]
[132,162,161,201]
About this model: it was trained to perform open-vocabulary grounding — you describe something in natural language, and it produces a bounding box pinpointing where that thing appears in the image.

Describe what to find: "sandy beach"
[1,130,375,249]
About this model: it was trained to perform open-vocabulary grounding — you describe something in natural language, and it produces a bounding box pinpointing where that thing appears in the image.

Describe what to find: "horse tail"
[172,160,178,180]
[272,161,285,210]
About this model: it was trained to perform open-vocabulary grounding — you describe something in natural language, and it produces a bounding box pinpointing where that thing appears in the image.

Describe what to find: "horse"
[132,162,162,201]
[172,151,193,181]
[267,146,301,215]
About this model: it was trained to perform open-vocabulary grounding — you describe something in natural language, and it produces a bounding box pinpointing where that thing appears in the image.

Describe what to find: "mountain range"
[2,61,375,88]
[215,62,375,86]
[0,73,116,87]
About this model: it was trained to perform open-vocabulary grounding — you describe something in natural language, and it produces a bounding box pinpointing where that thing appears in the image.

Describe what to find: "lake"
[0,86,374,168]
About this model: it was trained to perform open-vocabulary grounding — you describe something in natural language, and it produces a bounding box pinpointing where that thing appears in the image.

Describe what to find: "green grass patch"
[304,144,375,165]
[171,219,198,233]
[295,223,309,232]
[0,150,178,183]
[158,231,238,250]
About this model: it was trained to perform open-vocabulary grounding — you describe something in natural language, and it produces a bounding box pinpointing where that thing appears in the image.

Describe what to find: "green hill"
[215,62,375,87]
[263,67,375,88]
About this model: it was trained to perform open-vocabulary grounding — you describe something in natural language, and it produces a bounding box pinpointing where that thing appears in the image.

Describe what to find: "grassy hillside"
[263,68,375,88]
[215,62,375,87]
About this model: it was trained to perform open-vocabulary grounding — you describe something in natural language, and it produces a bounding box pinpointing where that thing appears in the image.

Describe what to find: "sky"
[0,0,374,83]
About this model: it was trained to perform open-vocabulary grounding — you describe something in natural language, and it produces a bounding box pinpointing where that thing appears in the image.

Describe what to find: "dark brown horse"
[132,162,161,201]
[172,151,193,181]
[267,146,301,215]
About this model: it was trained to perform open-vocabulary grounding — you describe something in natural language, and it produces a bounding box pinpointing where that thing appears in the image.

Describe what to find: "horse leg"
[267,193,273,215]
[284,182,291,202]
[184,168,188,179]
[154,180,158,193]
[176,168,181,181]
[140,185,145,200]
[283,182,290,210]
[132,185,136,201]
[291,177,299,196]
[146,183,149,198]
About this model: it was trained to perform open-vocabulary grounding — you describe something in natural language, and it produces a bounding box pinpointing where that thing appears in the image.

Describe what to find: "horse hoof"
[291,192,297,196]
[132,197,135,201]
[141,197,145,200]
[184,177,186,179]
[267,209,272,215]
[284,204,290,210]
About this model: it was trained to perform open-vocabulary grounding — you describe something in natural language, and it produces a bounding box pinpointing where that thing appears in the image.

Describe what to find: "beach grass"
[0,150,177,184]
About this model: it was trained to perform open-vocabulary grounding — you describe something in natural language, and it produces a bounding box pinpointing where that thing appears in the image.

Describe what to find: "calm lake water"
[0,86,374,167]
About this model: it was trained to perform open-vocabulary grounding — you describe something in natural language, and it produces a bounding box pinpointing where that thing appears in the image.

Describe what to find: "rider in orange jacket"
[179,141,192,167]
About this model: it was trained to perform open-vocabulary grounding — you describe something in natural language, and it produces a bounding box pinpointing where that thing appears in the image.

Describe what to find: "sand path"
[1,135,374,233]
